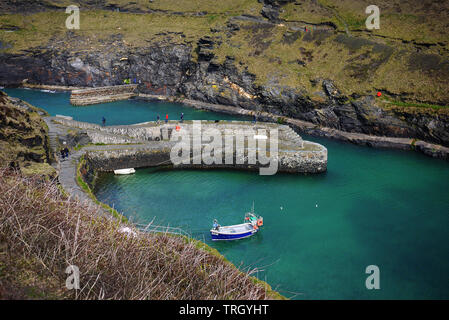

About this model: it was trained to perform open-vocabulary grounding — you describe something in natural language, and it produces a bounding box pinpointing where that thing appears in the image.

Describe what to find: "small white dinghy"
[114,168,136,175]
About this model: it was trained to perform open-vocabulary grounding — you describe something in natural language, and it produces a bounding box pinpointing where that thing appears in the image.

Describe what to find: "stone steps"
[48,131,59,153]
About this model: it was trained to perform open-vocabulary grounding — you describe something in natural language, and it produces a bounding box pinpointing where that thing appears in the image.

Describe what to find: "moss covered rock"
[0,90,55,178]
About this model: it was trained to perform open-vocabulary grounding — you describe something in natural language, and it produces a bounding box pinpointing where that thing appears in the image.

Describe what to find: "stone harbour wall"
[85,142,327,174]
[70,84,138,106]
[52,117,327,174]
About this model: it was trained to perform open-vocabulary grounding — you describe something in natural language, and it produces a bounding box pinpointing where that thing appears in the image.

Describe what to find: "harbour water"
[4,88,248,125]
[5,88,449,299]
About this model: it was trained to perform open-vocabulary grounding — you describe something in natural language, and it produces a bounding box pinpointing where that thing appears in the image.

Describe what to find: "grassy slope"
[281,0,449,44]
[42,0,262,14]
[0,169,284,300]
[0,0,448,106]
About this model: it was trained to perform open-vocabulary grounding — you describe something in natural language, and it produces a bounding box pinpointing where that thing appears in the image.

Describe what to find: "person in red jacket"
[165,114,168,123]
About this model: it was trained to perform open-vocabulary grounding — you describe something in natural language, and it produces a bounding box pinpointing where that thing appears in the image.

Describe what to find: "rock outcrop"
[0,90,55,177]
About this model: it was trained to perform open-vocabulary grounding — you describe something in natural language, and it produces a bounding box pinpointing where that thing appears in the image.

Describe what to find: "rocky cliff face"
[1,0,448,147]
[0,91,55,177]
[0,38,192,95]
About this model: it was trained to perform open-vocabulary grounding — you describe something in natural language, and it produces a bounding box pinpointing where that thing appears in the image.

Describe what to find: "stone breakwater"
[70,84,137,106]
[52,117,327,174]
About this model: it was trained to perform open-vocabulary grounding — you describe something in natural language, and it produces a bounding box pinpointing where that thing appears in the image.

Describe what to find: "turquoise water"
[93,141,449,299]
[3,88,249,125]
[6,88,449,299]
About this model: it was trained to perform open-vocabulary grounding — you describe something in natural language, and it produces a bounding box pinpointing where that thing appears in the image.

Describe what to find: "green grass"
[0,10,226,53]
[0,1,263,53]
[20,162,56,178]
[111,0,262,15]
[20,0,263,15]
[281,0,449,47]
[382,97,449,111]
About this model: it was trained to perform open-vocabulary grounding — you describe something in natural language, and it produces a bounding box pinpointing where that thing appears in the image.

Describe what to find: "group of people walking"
[60,142,69,160]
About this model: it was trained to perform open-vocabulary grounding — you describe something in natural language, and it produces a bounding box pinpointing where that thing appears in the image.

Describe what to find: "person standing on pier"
[165,114,168,124]
[102,116,106,127]
[156,115,160,124]
[180,112,184,123]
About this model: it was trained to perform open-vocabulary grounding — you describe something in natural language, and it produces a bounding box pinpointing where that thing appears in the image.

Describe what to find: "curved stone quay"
[51,117,327,175]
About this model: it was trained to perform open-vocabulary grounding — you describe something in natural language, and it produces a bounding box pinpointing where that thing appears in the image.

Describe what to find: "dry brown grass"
[0,168,282,300]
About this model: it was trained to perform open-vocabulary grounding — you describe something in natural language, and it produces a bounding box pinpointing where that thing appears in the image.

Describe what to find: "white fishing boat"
[114,168,136,175]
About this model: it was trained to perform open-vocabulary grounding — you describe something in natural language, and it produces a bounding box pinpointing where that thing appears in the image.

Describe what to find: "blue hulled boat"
[210,206,263,241]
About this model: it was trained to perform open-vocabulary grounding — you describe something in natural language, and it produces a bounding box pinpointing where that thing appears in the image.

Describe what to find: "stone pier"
[51,117,328,174]
[70,84,138,106]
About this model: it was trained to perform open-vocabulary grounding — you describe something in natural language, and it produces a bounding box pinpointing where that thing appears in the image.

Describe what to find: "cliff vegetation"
[0,168,283,299]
